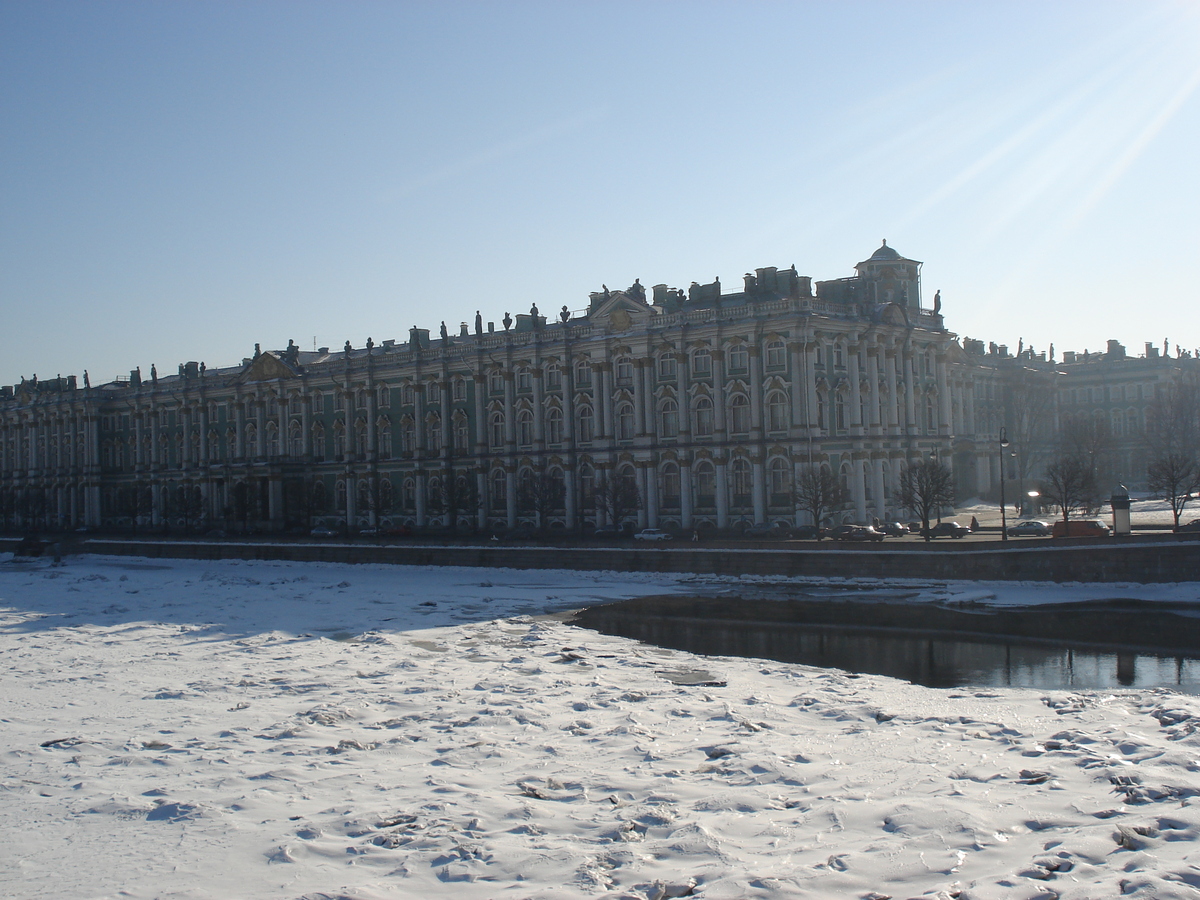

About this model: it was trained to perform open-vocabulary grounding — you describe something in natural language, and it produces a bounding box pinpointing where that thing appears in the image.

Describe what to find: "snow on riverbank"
[3,557,1200,899]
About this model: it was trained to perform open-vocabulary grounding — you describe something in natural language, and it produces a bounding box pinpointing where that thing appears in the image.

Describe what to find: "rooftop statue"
[560,305,570,323]
[933,290,941,314]
[627,279,645,302]
[150,364,158,384]
[475,311,483,335]
[440,321,448,341]
[503,312,512,331]
[83,370,90,388]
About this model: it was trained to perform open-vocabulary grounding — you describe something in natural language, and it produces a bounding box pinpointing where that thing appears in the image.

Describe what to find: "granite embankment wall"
[4,536,1198,584]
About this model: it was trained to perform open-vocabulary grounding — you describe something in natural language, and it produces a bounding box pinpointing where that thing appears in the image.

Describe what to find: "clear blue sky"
[3,0,1199,385]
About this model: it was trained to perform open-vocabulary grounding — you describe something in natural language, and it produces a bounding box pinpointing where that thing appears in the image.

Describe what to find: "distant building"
[1,244,1195,533]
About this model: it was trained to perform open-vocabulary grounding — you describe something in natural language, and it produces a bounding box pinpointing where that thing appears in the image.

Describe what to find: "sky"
[3,0,1199,386]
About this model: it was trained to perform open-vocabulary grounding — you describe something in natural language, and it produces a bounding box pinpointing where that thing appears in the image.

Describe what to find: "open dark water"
[572,590,1200,692]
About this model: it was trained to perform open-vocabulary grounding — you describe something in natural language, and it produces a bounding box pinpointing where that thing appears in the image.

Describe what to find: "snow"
[3,556,1200,900]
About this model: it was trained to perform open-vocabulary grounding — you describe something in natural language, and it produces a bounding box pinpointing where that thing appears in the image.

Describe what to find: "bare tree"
[1058,415,1114,511]
[896,459,955,541]
[1042,454,1097,525]
[594,471,641,532]
[1145,381,1200,530]
[517,468,565,531]
[791,466,847,539]
[172,483,205,533]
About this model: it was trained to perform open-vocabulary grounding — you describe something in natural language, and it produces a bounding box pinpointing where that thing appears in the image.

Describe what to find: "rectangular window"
[728,345,748,372]
[692,351,711,376]
[658,355,676,379]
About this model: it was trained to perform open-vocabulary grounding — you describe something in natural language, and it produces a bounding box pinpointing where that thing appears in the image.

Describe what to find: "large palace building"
[1,243,1195,534]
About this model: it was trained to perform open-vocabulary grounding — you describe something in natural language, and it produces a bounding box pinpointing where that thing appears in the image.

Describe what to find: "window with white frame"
[766,340,786,369]
[692,348,712,376]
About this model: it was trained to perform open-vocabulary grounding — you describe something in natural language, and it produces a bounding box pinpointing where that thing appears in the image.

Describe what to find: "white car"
[633,528,673,542]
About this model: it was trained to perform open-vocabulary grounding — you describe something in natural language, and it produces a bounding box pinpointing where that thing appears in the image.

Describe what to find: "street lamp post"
[999,428,1010,542]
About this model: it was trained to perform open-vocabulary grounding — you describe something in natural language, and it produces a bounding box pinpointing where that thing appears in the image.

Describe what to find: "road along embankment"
[4,536,1197,583]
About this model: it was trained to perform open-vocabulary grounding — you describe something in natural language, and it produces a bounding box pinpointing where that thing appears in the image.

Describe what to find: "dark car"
[1007,520,1052,537]
[879,521,907,537]
[790,525,825,540]
[309,525,339,538]
[590,527,623,540]
[1177,519,1200,533]
[928,522,971,539]
[830,524,885,542]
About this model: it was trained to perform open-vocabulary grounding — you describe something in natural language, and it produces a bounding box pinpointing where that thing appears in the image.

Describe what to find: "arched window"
[616,403,634,440]
[579,464,595,508]
[925,397,936,433]
[546,407,564,445]
[489,370,505,394]
[657,354,676,380]
[545,364,562,390]
[288,421,303,456]
[357,479,371,508]
[730,395,750,435]
[400,420,415,454]
[769,457,790,500]
[692,348,711,376]
[266,422,279,456]
[615,357,634,383]
[731,458,751,506]
[661,463,680,508]
[765,340,786,369]
[377,384,390,408]
[426,414,442,453]
[694,461,716,506]
[226,428,237,460]
[490,468,507,508]
[694,396,714,437]
[489,412,505,449]
[452,377,466,401]
[245,421,258,456]
[402,478,415,510]
[517,468,535,512]
[728,344,748,373]
[659,399,679,438]
[517,409,534,446]
[356,389,369,410]
[333,421,346,458]
[576,406,594,443]
[377,417,392,458]
[575,360,593,387]
[767,391,788,432]
[516,367,532,392]
[816,391,827,432]
[354,419,367,455]
[335,479,347,512]
[379,478,393,512]
[311,389,324,413]
[452,412,470,452]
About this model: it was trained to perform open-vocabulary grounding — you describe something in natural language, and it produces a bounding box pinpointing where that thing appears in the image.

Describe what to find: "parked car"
[790,525,826,540]
[590,526,623,540]
[879,521,907,537]
[1177,519,1200,533]
[743,522,793,540]
[928,522,971,539]
[1051,519,1111,538]
[1007,520,1052,537]
[309,525,338,538]
[633,528,673,542]
[829,524,885,542]
[356,527,381,537]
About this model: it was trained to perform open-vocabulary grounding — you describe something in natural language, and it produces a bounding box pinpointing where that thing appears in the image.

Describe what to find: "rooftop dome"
[868,239,901,261]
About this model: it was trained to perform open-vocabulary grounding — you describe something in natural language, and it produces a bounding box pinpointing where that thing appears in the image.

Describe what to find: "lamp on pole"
[999,427,1010,542]
[930,447,942,524]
